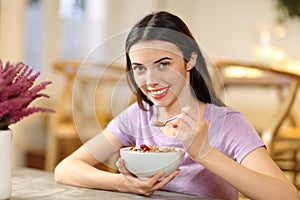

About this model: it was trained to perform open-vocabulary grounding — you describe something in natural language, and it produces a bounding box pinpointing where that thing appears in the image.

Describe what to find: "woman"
[54,11,299,199]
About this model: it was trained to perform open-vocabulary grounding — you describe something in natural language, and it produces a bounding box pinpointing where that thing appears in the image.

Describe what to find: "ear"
[186,52,197,71]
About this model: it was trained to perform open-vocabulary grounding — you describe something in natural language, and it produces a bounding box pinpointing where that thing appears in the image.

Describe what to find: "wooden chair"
[214,58,300,187]
[45,60,126,172]
[45,61,82,171]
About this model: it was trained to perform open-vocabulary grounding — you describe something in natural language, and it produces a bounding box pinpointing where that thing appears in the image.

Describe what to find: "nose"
[146,68,160,85]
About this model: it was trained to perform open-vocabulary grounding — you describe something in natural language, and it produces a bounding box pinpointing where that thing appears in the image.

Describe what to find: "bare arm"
[54,128,179,195]
[174,105,299,200]
[54,128,124,190]
[197,147,299,200]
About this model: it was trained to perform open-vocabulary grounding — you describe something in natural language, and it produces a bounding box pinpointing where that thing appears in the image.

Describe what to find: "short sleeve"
[106,103,139,146]
[106,102,157,147]
[218,110,265,163]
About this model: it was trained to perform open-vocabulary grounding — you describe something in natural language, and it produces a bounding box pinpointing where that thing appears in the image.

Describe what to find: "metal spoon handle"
[165,113,182,123]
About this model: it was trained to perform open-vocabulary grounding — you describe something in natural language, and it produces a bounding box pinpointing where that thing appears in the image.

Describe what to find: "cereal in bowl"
[129,144,176,153]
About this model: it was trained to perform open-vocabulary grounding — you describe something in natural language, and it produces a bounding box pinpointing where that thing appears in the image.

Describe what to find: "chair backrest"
[70,61,129,141]
[53,60,82,125]
[213,58,300,154]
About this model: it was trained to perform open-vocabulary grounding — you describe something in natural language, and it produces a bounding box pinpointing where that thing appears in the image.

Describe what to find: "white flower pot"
[0,130,12,199]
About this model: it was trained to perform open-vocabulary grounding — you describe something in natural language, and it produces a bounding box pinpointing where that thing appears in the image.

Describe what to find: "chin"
[151,99,174,108]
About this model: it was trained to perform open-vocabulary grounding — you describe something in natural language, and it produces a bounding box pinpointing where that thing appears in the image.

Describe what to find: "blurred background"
[0,0,300,174]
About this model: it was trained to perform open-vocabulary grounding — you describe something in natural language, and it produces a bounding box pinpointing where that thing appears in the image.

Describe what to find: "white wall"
[0,0,26,61]
[105,0,300,60]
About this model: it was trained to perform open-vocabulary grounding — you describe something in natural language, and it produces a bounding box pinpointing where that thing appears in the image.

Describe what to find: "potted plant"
[0,60,54,199]
[276,0,300,23]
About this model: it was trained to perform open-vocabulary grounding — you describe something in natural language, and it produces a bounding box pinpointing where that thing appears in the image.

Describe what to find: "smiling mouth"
[148,86,170,99]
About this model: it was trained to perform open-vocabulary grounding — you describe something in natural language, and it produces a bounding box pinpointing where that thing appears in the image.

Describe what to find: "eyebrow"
[131,57,172,66]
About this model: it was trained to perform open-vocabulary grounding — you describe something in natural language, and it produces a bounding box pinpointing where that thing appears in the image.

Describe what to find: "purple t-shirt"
[107,102,265,199]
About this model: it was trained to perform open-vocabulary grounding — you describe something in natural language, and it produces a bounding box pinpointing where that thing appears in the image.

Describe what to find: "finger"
[136,170,180,196]
[161,169,180,183]
[147,171,165,185]
[116,158,125,172]
[116,158,121,170]
[131,171,165,195]
[181,105,202,128]
[181,112,197,129]
[171,117,182,129]
[171,106,195,130]
[152,169,180,190]
[181,105,198,120]
[171,113,192,133]
[117,158,135,177]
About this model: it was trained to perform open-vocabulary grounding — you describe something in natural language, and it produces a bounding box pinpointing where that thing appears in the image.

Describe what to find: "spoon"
[152,113,182,127]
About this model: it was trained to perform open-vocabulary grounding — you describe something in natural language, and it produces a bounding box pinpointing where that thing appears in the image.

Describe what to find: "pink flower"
[0,60,54,130]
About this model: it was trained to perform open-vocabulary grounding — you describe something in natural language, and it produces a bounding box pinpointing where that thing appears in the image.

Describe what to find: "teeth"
[150,87,168,95]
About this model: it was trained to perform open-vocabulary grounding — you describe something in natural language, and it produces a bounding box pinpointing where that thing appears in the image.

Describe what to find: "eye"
[158,62,169,69]
[132,65,146,72]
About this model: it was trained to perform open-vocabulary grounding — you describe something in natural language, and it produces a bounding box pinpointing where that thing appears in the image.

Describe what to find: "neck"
[158,86,203,120]
[157,72,205,119]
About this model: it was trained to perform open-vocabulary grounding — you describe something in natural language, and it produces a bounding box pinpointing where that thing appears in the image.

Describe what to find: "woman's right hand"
[116,158,180,196]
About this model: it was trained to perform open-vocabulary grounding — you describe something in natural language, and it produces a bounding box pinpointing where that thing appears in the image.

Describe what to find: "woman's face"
[129,40,192,107]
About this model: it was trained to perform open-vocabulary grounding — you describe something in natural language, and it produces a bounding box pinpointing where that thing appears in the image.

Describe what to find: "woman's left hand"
[172,105,212,161]
[116,158,180,196]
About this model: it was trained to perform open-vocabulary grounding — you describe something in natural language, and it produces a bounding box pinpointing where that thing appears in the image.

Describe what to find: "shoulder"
[208,104,258,138]
[207,104,264,161]
[206,104,246,128]
[124,102,141,115]
[109,101,155,127]
[120,101,153,118]
[208,104,249,123]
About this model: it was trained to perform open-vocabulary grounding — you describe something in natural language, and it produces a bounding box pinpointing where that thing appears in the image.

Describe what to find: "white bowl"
[120,146,185,180]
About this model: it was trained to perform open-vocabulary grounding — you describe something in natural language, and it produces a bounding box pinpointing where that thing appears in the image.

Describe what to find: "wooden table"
[11,168,221,200]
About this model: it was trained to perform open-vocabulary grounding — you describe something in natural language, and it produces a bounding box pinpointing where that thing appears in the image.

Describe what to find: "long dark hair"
[125,11,225,110]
